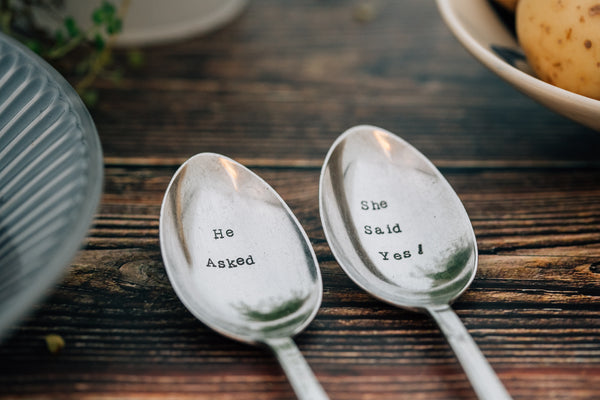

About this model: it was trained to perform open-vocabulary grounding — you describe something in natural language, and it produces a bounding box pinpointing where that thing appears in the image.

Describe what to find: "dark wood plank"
[1,165,598,399]
[1,0,599,399]
[87,0,600,167]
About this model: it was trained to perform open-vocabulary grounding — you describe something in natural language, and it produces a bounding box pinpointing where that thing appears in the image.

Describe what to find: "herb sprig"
[0,0,140,107]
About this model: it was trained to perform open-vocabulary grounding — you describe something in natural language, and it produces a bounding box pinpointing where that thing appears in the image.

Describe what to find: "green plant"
[0,0,140,107]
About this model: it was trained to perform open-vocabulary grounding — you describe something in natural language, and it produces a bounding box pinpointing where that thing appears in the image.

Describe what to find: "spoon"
[319,126,511,400]
[160,153,328,400]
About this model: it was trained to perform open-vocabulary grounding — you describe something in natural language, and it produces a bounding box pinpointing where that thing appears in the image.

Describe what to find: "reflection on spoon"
[237,291,309,326]
[160,153,328,399]
[319,125,512,400]
[219,157,239,191]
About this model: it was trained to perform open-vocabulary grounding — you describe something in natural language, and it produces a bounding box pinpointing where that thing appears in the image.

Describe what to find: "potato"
[516,0,600,100]
[493,0,519,13]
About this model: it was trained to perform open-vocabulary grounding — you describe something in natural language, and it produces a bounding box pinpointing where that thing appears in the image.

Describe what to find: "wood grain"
[88,1,600,168]
[1,166,599,399]
[0,0,599,399]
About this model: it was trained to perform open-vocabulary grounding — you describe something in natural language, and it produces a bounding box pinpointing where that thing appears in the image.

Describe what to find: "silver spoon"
[319,126,511,400]
[160,153,328,400]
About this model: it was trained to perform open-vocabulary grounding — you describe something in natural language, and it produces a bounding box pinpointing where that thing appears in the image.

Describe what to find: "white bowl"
[437,0,600,131]
[0,33,103,340]
[31,0,249,47]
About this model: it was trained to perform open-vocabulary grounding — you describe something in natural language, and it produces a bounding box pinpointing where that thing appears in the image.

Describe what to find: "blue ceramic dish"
[0,32,103,340]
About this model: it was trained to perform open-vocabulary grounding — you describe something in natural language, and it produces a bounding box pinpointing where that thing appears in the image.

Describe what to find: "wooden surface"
[1,1,600,399]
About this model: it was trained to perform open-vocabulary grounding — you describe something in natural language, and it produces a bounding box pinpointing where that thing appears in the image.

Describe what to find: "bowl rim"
[436,0,600,115]
[0,32,104,341]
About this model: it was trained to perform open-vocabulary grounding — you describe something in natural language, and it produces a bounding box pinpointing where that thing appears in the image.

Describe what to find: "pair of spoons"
[159,125,511,400]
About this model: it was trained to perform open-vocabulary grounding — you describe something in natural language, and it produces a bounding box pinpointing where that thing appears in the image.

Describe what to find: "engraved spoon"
[319,126,511,400]
[160,153,328,400]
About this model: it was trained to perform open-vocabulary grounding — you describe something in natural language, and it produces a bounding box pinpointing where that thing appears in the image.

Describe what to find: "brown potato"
[516,0,600,100]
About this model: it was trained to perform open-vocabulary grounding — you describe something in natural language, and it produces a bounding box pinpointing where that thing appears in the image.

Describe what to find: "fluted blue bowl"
[0,32,103,340]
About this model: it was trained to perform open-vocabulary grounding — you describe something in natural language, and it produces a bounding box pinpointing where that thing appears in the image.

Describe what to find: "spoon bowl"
[160,153,328,399]
[319,126,477,310]
[319,126,511,400]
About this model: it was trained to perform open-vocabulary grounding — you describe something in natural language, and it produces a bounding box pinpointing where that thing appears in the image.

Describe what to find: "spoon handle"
[265,337,329,400]
[428,305,512,400]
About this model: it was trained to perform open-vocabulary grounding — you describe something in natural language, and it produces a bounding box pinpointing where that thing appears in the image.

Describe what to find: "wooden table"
[1,1,599,399]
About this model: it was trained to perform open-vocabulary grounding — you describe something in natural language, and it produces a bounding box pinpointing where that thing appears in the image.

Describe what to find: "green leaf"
[92,1,117,25]
[54,29,65,45]
[106,18,122,35]
[81,89,99,108]
[92,8,104,25]
[101,1,117,16]
[25,39,43,54]
[64,16,79,37]
[94,33,105,51]
[127,49,144,69]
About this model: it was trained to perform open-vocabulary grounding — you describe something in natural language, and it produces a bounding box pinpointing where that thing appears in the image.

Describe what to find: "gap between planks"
[103,156,600,170]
